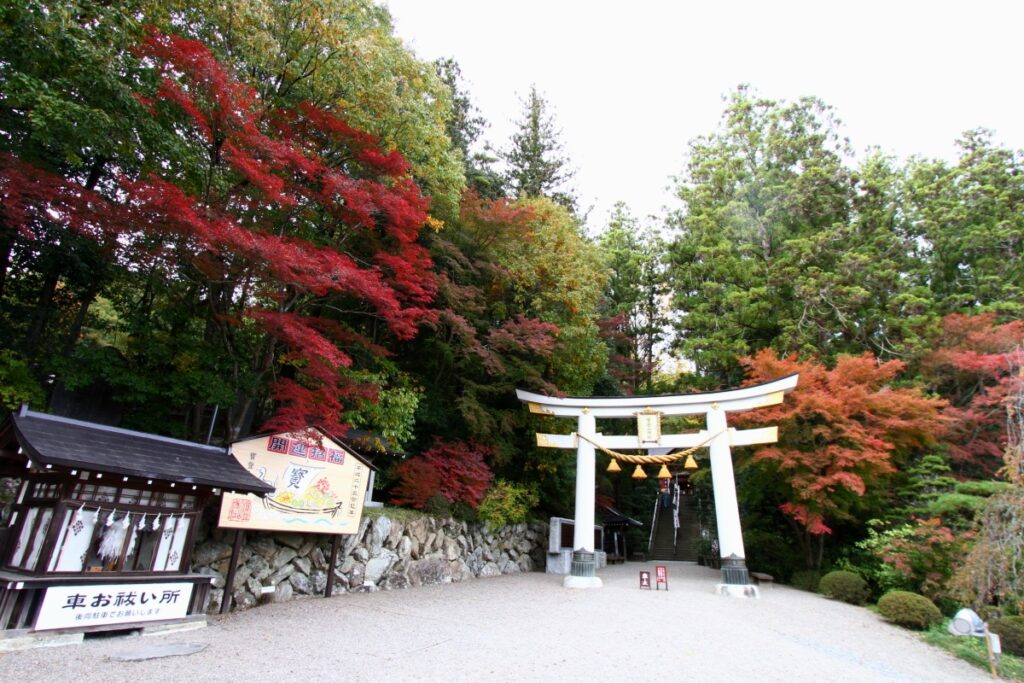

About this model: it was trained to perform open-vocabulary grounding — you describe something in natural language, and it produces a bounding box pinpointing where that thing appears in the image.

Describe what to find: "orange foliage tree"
[737,349,947,567]
[921,313,1024,476]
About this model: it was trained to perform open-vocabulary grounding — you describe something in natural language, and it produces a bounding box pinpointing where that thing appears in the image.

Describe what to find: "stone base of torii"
[517,373,798,597]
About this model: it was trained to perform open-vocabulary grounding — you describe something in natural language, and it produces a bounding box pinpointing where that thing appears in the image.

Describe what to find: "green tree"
[666,86,852,385]
[906,130,1024,318]
[433,57,506,200]
[502,86,576,211]
[597,202,669,393]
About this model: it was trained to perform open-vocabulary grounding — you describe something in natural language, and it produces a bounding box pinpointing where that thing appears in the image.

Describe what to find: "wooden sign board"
[219,432,368,535]
[636,409,662,443]
[655,564,668,590]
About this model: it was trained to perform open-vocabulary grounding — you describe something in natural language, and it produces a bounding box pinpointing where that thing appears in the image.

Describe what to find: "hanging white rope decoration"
[574,428,728,464]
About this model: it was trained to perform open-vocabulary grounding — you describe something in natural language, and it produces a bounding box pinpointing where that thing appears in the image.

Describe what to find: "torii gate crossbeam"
[517,373,798,596]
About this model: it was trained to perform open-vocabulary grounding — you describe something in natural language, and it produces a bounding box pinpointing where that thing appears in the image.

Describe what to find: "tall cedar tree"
[737,349,947,568]
[502,86,576,211]
[0,30,436,437]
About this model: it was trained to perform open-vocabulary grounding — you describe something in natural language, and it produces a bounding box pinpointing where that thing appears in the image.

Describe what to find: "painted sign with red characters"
[218,431,369,535]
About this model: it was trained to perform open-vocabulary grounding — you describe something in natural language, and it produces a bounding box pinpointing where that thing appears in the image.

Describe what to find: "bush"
[790,570,821,592]
[877,591,942,630]
[989,616,1024,657]
[819,570,871,605]
[477,480,538,528]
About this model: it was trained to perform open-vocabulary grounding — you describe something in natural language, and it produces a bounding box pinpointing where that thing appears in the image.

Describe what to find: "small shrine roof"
[3,407,274,494]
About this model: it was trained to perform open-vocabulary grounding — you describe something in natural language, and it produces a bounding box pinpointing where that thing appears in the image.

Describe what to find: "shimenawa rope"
[573,428,728,464]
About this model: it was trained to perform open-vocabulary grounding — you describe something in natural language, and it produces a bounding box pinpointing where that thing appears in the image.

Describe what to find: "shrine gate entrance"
[516,373,798,597]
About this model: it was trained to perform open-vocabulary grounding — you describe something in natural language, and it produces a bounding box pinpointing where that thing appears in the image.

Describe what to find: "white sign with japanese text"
[34,582,193,631]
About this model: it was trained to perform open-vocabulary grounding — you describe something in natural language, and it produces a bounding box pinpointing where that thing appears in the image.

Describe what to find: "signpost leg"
[221,529,244,614]
[325,534,342,598]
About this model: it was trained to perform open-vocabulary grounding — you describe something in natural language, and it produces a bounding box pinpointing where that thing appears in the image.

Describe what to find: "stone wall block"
[249,554,272,582]
[207,588,224,613]
[271,581,294,603]
[194,515,549,613]
[310,546,327,570]
[312,570,327,594]
[276,533,304,550]
[251,535,277,560]
[364,549,397,584]
[271,546,297,570]
[386,519,404,548]
[289,571,313,595]
[192,541,232,567]
[197,566,225,589]
[478,561,501,578]
[269,563,295,585]
[233,590,257,610]
[294,556,312,576]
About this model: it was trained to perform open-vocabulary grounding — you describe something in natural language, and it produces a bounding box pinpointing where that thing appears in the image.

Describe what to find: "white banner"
[35,581,193,631]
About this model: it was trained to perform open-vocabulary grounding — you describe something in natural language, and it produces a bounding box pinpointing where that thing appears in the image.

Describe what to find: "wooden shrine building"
[0,406,273,637]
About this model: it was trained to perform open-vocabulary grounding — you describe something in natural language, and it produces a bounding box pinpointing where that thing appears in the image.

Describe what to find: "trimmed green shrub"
[955,480,1010,498]
[877,591,942,630]
[790,570,821,592]
[819,570,871,605]
[478,480,538,528]
[989,616,1024,657]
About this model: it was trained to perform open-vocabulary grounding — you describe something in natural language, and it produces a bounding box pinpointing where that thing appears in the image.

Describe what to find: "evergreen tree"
[502,86,576,211]
[433,57,506,199]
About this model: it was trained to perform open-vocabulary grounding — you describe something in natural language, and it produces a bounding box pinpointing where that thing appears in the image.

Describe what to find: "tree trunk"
[0,228,14,300]
[25,273,60,360]
[61,286,99,358]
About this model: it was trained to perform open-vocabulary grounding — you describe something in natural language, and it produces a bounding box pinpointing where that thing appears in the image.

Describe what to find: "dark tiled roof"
[7,408,274,494]
[599,505,644,527]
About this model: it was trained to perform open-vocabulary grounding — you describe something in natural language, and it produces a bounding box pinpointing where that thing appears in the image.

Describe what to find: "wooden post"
[325,534,342,598]
[220,529,244,615]
[983,623,999,678]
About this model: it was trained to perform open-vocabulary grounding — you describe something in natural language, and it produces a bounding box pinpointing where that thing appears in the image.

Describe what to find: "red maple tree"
[921,313,1024,474]
[390,439,494,509]
[737,349,947,565]
[1,29,437,436]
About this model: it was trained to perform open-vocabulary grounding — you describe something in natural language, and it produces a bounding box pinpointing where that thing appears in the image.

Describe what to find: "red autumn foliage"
[921,313,1024,474]
[737,349,947,536]
[0,30,437,436]
[390,439,494,510]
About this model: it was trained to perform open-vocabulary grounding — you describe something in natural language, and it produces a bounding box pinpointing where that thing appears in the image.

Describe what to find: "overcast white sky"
[384,0,1024,231]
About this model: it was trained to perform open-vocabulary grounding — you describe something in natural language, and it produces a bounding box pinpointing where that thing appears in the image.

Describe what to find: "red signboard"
[639,571,651,590]
[655,565,668,590]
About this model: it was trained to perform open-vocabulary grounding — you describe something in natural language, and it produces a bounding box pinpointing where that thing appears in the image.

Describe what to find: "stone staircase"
[649,493,700,562]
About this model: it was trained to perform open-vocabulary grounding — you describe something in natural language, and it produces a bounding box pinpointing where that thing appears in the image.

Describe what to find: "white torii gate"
[516,373,798,596]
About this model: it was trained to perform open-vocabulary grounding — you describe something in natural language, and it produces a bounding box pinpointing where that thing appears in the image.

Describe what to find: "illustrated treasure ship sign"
[264,462,343,517]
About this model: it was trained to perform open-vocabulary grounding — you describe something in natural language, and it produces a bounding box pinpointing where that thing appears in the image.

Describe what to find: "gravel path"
[0,562,989,682]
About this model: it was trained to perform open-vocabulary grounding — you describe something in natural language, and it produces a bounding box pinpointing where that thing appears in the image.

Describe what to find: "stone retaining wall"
[190,511,548,613]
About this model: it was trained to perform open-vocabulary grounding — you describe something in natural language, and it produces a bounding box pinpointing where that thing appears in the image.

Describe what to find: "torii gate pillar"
[566,411,601,588]
[518,373,798,596]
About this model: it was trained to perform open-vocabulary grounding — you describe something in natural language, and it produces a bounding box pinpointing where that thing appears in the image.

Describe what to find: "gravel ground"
[0,562,989,682]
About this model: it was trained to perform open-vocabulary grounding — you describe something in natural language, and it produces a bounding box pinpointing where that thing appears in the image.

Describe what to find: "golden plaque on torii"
[636,408,662,443]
